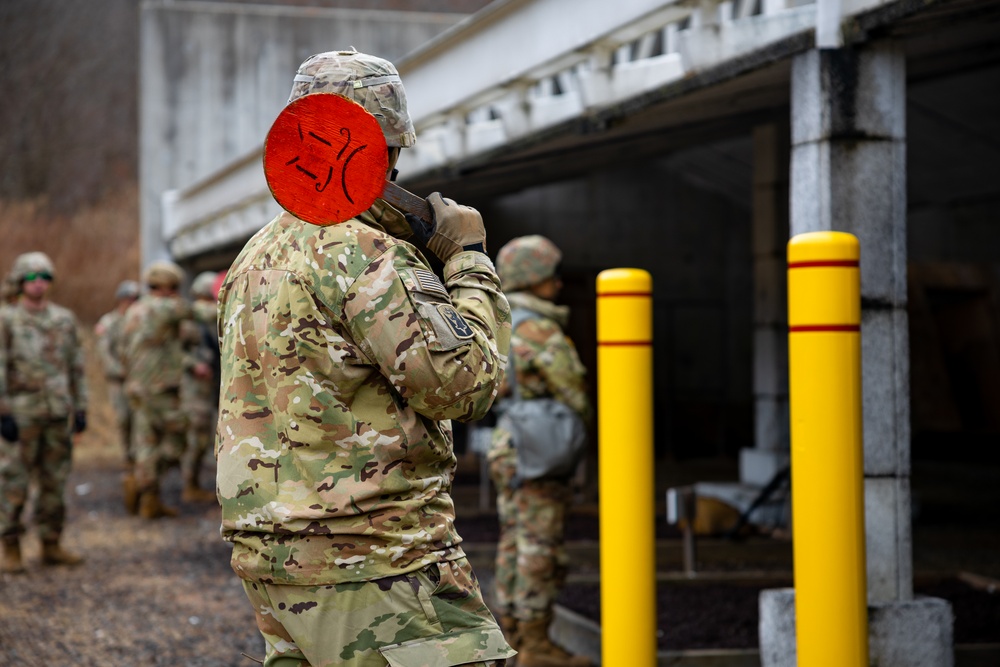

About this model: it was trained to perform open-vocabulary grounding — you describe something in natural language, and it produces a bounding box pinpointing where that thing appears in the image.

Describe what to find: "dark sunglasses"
[23,272,53,282]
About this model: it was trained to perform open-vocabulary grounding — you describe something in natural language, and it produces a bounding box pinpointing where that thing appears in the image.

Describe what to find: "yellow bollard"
[787,232,868,666]
[596,268,655,667]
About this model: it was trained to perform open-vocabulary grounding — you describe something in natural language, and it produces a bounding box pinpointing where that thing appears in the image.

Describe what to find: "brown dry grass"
[0,185,140,326]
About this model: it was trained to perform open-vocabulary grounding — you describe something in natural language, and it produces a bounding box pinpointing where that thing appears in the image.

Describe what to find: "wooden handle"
[381,181,432,226]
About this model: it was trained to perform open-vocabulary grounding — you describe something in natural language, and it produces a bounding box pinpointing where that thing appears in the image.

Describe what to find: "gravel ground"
[3,338,996,663]
[4,442,999,662]
[0,453,263,667]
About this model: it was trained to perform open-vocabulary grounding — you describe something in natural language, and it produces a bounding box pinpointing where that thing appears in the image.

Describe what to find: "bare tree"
[0,0,139,213]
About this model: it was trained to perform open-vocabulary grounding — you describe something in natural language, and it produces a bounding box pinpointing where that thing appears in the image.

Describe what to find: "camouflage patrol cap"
[495,235,562,291]
[287,47,416,148]
[143,260,185,289]
[11,251,56,282]
[115,280,140,300]
[190,271,218,299]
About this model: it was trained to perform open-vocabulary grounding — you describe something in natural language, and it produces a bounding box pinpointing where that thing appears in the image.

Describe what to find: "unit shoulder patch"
[437,304,474,340]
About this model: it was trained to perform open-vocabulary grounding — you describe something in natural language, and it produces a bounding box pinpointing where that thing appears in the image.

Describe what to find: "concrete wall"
[474,141,755,461]
[139,0,466,268]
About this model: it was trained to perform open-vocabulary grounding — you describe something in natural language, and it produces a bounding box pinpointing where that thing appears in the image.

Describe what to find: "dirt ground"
[2,334,999,664]
[0,456,262,667]
[0,333,263,667]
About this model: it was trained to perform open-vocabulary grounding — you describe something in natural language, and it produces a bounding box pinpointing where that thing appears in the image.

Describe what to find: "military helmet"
[11,251,56,283]
[287,47,416,148]
[143,260,185,289]
[495,235,562,291]
[115,280,140,300]
[190,271,218,299]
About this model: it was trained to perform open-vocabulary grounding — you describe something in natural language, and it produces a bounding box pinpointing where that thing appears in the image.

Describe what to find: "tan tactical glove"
[407,192,486,262]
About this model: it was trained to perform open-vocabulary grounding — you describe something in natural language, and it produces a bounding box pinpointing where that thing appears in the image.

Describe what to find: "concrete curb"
[550,603,1000,667]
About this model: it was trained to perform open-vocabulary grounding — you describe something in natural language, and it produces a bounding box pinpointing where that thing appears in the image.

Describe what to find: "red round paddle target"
[264,94,389,226]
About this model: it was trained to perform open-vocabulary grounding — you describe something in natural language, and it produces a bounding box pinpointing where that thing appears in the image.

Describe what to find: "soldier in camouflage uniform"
[0,252,88,573]
[217,48,514,667]
[1,271,20,305]
[122,260,207,519]
[179,270,220,503]
[95,280,141,467]
[487,236,592,667]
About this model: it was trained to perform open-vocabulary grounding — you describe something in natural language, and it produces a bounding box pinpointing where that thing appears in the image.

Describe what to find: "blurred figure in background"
[179,271,220,503]
[122,260,206,519]
[0,252,88,573]
[95,280,141,469]
[487,235,592,667]
[1,272,20,306]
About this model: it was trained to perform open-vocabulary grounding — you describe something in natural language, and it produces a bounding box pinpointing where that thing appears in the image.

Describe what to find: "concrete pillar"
[790,42,911,604]
[740,124,791,491]
[751,123,791,456]
[759,41,954,666]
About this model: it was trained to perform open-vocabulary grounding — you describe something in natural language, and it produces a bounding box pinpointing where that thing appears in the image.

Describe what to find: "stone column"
[742,124,791,488]
[752,123,791,454]
[791,41,911,605]
[759,41,953,667]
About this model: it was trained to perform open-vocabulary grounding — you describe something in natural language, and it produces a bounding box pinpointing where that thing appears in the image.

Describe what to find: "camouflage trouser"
[489,438,571,622]
[241,557,514,667]
[130,390,188,492]
[0,415,73,543]
[181,400,215,486]
[107,378,134,464]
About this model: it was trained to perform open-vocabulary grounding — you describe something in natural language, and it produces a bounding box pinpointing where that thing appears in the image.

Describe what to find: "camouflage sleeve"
[0,311,9,413]
[67,314,88,413]
[522,319,591,422]
[342,247,510,422]
[95,313,123,378]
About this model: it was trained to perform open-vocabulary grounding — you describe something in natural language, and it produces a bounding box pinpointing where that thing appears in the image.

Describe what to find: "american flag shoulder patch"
[413,268,449,298]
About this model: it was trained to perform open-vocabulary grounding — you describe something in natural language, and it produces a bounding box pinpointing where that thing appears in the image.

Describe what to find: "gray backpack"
[497,308,587,481]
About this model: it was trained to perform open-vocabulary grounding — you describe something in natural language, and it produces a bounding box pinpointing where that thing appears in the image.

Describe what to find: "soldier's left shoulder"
[518,315,563,341]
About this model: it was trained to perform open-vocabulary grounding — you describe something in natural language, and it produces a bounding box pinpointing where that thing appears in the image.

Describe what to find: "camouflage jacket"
[488,290,590,462]
[217,206,511,586]
[0,300,88,419]
[180,300,220,408]
[95,309,126,380]
[121,293,196,399]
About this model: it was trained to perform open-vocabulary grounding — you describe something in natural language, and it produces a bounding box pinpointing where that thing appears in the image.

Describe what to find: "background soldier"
[487,236,592,667]
[1,271,20,306]
[0,252,88,573]
[179,270,219,503]
[122,260,205,519]
[217,49,514,667]
[95,280,141,468]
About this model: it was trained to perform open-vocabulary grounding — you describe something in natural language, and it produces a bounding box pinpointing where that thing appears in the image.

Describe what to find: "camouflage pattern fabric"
[129,391,187,491]
[181,299,219,486]
[121,294,196,400]
[217,207,511,588]
[0,301,88,419]
[486,290,589,622]
[0,300,86,543]
[95,309,127,380]
[122,293,197,491]
[242,557,514,667]
[0,416,73,542]
[494,235,561,293]
[287,48,416,148]
[95,309,133,461]
[489,447,572,623]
